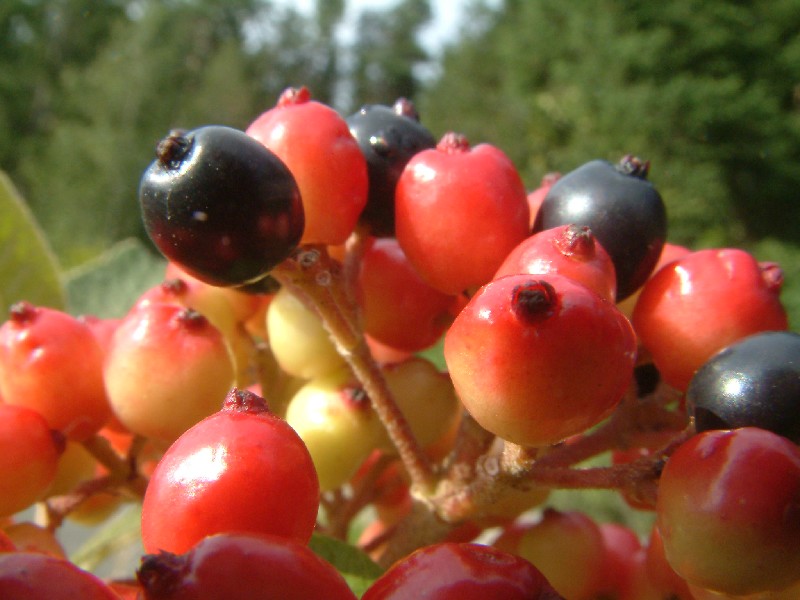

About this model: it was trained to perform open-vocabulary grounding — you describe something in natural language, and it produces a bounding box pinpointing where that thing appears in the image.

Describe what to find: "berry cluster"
[0,85,798,599]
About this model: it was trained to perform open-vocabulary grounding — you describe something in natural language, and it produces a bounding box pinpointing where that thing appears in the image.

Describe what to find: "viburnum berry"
[632,248,788,391]
[284,367,384,492]
[266,285,347,379]
[532,155,667,300]
[494,223,617,302]
[357,237,458,352]
[526,171,561,228]
[656,427,800,595]
[0,551,120,600]
[395,132,530,295]
[0,403,62,517]
[444,274,636,447]
[139,125,304,287]
[104,302,235,442]
[0,302,111,441]
[137,532,357,600]
[686,330,800,443]
[494,509,607,600]
[246,86,368,245]
[361,542,562,600]
[141,388,319,554]
[346,98,436,236]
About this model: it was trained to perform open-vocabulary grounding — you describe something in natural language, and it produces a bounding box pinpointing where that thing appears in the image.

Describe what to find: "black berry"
[139,125,304,287]
[532,155,667,301]
[686,330,800,444]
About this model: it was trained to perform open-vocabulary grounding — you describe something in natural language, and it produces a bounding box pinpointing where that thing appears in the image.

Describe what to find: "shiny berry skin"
[632,248,788,391]
[396,132,530,295]
[285,367,384,492]
[686,331,800,443]
[139,125,304,287]
[358,237,458,352]
[656,427,800,595]
[141,388,319,554]
[246,86,368,245]
[445,274,636,447]
[0,403,61,517]
[494,224,617,302]
[0,302,111,441]
[0,551,120,600]
[361,542,561,600]
[346,98,436,236]
[104,302,235,442]
[526,172,561,228]
[532,155,667,300]
[137,532,357,600]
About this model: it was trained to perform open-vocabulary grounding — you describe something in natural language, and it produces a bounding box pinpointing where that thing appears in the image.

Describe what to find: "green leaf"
[0,170,66,310]
[309,532,384,597]
[64,237,166,318]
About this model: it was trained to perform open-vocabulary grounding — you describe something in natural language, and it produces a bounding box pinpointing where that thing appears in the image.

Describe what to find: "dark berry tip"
[9,300,38,323]
[161,278,189,296]
[156,129,191,168]
[278,86,311,107]
[759,261,784,294]
[554,224,596,259]
[393,97,420,121]
[616,154,650,179]
[174,308,208,330]
[137,551,188,597]
[223,387,271,415]
[437,132,470,154]
[510,280,559,324]
[342,385,371,411]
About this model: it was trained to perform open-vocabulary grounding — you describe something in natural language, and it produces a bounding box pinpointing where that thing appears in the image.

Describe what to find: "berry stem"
[271,249,437,493]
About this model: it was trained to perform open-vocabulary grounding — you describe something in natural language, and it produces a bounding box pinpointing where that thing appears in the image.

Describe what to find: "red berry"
[358,237,458,352]
[526,172,561,228]
[445,274,636,446]
[0,302,111,441]
[137,532,357,600]
[0,551,120,600]
[0,403,62,517]
[632,248,788,391]
[362,542,561,600]
[395,132,530,295]
[495,224,617,302]
[141,388,319,554]
[656,427,800,595]
[246,86,368,245]
[104,302,235,442]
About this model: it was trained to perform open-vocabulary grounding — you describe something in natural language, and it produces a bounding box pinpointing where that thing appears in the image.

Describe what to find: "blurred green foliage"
[1,0,798,324]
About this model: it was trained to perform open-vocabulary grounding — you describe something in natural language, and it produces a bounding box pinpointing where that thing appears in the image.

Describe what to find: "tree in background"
[420,0,800,322]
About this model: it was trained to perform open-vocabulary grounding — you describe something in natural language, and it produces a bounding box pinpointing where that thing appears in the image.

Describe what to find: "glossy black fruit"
[532,155,667,301]
[686,330,800,444]
[346,98,435,236]
[139,125,304,287]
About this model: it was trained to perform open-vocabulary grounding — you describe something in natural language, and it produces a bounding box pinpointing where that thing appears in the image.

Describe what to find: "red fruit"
[104,303,235,442]
[0,404,61,517]
[632,248,788,391]
[246,86,368,245]
[593,522,644,600]
[0,551,120,599]
[141,388,319,554]
[494,509,606,600]
[445,274,636,446]
[358,237,458,352]
[526,171,561,228]
[0,302,111,440]
[395,132,530,294]
[137,532,356,600]
[656,427,800,595]
[361,542,561,600]
[643,526,694,600]
[495,224,617,302]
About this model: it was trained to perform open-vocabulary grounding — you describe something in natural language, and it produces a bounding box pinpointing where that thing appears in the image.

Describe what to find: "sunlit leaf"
[309,532,384,596]
[0,170,66,310]
[64,237,166,318]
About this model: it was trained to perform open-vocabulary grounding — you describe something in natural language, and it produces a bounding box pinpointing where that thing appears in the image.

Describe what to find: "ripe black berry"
[139,125,304,288]
[346,99,436,236]
[532,155,667,300]
[686,330,800,444]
